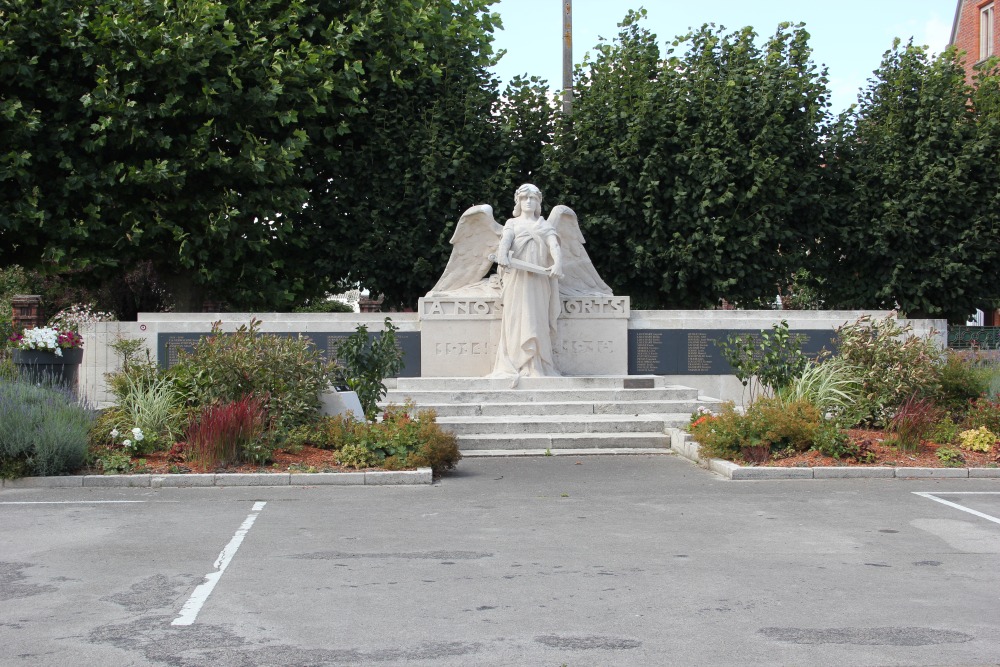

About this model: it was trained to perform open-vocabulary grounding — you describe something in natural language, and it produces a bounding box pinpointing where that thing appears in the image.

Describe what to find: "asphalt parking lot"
[2,454,1000,667]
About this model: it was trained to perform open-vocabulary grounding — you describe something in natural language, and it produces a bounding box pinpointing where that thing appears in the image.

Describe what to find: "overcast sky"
[488,0,957,113]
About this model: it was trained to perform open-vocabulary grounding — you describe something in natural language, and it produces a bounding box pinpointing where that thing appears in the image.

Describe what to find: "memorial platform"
[383,375,722,454]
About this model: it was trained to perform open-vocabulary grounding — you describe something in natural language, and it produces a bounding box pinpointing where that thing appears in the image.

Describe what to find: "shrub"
[929,417,961,446]
[834,315,942,427]
[106,373,185,454]
[936,446,965,467]
[330,404,460,475]
[957,427,997,453]
[963,399,1000,434]
[335,318,404,420]
[888,395,942,452]
[716,320,809,401]
[171,318,335,430]
[0,379,94,478]
[934,351,991,417]
[185,395,270,469]
[283,414,361,451]
[689,398,831,463]
[778,357,863,424]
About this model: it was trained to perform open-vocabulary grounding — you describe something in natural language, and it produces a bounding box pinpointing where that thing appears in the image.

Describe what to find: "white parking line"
[913,492,1000,526]
[172,501,267,627]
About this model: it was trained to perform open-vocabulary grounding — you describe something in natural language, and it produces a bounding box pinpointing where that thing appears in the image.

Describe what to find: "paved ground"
[2,454,1000,666]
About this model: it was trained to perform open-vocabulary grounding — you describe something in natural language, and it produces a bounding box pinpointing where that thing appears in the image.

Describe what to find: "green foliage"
[337,443,383,470]
[0,0,510,311]
[936,446,965,467]
[717,320,809,400]
[690,397,835,463]
[335,318,404,420]
[929,416,961,446]
[93,448,136,475]
[957,427,996,453]
[777,357,863,424]
[964,399,1000,434]
[821,42,1000,322]
[292,299,355,314]
[0,378,93,478]
[170,318,334,430]
[0,265,31,346]
[543,16,830,308]
[934,351,992,416]
[834,315,942,427]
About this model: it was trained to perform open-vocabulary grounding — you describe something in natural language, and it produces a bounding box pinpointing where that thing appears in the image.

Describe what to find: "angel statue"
[428,183,612,382]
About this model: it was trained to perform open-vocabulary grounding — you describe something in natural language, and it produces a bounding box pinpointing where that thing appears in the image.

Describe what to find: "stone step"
[457,432,670,451]
[401,400,707,418]
[384,387,702,404]
[436,413,689,436]
[393,375,681,391]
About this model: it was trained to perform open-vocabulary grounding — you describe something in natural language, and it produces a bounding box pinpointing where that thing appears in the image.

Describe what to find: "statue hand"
[549,263,564,279]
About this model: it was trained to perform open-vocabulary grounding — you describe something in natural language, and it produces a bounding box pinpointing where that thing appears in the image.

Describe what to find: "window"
[982,3,995,61]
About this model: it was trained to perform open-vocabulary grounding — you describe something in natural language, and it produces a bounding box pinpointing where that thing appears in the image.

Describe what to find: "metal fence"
[948,326,1000,350]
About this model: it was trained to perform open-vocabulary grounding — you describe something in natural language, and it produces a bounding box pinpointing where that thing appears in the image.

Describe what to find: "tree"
[542,13,831,308]
[820,42,1000,322]
[0,0,514,312]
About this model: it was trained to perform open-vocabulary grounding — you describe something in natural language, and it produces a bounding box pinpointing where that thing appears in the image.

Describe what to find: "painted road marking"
[913,492,1000,526]
[172,501,267,627]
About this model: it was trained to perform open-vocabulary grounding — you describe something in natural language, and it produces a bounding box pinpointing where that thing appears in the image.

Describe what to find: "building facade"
[951,0,999,81]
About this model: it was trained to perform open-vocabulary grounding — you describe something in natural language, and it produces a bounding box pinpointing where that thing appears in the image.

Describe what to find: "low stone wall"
[78,308,945,409]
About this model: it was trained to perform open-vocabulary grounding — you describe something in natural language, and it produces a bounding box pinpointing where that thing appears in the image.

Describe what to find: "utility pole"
[562,0,572,115]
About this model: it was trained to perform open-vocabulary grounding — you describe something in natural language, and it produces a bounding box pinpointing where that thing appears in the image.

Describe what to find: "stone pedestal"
[418,295,629,377]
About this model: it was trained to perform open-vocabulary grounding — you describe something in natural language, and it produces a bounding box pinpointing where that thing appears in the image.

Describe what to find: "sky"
[488,0,957,114]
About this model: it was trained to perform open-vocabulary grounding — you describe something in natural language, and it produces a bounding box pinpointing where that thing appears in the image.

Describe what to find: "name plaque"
[627,329,837,375]
[158,331,421,377]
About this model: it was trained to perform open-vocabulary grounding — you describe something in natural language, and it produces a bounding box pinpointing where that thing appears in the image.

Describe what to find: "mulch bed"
[77,446,381,475]
[755,429,1000,468]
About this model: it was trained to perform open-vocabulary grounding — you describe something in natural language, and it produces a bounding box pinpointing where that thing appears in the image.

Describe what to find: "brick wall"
[952,0,1000,82]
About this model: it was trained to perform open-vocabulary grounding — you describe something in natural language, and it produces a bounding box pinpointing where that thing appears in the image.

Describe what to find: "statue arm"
[496,225,514,266]
[546,233,563,279]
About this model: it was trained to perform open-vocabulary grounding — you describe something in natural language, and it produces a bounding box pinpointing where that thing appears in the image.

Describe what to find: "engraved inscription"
[686,332,712,372]
[562,297,627,316]
[633,332,663,373]
[435,342,488,356]
[161,334,200,367]
[423,299,496,316]
[557,340,614,354]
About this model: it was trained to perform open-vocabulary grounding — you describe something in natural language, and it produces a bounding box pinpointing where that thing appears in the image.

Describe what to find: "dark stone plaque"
[627,329,837,375]
[158,331,420,377]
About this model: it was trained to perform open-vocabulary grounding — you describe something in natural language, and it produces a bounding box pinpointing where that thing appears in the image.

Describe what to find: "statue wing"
[549,205,614,296]
[428,204,503,295]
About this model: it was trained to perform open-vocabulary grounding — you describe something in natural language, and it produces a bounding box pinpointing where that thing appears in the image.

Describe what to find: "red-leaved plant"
[185,395,268,469]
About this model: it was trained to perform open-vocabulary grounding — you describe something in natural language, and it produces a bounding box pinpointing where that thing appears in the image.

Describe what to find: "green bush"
[936,446,965,467]
[834,315,942,427]
[934,351,991,417]
[170,318,335,430]
[963,399,1000,434]
[335,318,404,420]
[778,357,863,424]
[0,379,94,478]
[328,404,460,475]
[689,398,834,463]
[717,320,809,400]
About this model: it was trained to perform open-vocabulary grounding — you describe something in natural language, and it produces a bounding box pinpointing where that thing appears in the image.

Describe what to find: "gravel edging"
[668,429,1000,480]
[1,468,433,489]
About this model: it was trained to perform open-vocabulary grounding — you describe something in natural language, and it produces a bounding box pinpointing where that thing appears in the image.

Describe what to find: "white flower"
[123,439,132,448]
[131,427,144,441]
[110,429,120,438]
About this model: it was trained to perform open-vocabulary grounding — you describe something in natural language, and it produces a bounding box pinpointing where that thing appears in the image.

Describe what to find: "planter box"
[12,348,83,387]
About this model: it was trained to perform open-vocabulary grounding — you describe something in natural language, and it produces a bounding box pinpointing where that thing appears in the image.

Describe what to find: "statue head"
[512,183,542,218]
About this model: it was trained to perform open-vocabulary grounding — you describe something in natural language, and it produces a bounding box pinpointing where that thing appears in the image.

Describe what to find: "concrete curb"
[1,468,433,489]
[460,448,673,457]
[668,428,1000,480]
